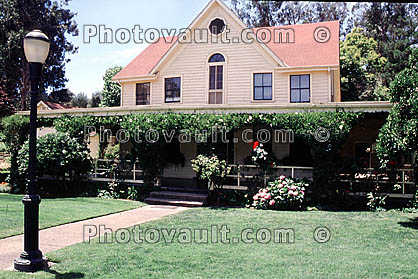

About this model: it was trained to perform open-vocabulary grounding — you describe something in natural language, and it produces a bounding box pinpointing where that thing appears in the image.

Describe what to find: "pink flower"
[288,190,294,196]
[278,184,283,188]
[265,194,271,200]
[253,194,259,201]
[279,175,286,180]
[269,200,276,206]
[293,191,299,196]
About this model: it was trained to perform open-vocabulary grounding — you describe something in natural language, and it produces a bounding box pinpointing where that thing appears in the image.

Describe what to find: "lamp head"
[23,30,50,64]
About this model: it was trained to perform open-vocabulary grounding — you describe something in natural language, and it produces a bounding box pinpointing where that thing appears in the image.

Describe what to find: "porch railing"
[90,159,144,184]
[223,164,313,190]
[336,168,416,198]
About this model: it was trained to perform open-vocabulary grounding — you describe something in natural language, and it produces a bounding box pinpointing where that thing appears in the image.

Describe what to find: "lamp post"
[14,30,50,272]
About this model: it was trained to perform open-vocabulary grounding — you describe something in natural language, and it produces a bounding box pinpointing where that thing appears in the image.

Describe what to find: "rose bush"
[252,176,308,210]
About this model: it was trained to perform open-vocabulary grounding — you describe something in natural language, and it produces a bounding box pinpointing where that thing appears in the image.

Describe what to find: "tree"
[340,28,387,101]
[0,88,15,117]
[88,91,102,108]
[71,92,88,108]
[100,66,122,107]
[0,115,29,190]
[376,48,417,167]
[356,2,418,86]
[228,1,352,38]
[0,0,78,111]
[47,88,74,104]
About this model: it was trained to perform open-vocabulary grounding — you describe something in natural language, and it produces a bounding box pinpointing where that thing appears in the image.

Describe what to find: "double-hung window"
[253,73,272,100]
[165,77,181,103]
[136,83,150,105]
[290,74,310,103]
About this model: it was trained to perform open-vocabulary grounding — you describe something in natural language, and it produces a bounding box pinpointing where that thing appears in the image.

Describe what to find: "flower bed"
[252,176,309,210]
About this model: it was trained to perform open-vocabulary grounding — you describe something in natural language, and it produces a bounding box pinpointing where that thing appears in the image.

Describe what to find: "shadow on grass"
[399,217,418,230]
[46,270,84,279]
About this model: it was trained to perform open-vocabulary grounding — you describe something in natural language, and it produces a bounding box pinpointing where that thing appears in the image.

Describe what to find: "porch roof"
[17,102,392,118]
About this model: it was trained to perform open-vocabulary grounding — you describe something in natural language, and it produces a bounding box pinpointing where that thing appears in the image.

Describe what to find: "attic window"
[209,18,225,35]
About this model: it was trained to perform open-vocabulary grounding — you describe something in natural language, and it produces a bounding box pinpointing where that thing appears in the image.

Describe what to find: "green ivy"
[51,111,366,196]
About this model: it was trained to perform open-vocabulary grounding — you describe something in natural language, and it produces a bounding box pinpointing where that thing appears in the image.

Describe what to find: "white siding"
[120,2,334,107]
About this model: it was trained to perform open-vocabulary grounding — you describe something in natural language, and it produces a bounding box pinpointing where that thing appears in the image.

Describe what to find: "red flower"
[252,141,260,150]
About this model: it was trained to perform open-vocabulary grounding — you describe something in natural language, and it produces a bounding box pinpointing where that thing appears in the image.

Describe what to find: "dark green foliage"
[356,2,418,87]
[71,92,89,108]
[376,48,418,167]
[229,1,352,37]
[53,111,364,198]
[0,115,29,189]
[89,91,102,108]
[0,0,78,110]
[100,66,122,107]
[16,132,92,194]
[47,88,74,104]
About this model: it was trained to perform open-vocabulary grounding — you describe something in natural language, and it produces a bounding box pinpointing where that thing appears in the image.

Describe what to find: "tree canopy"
[376,48,418,167]
[100,66,122,107]
[340,28,387,101]
[0,0,78,112]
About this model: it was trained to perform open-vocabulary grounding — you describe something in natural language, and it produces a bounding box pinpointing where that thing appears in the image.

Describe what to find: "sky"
[65,0,210,97]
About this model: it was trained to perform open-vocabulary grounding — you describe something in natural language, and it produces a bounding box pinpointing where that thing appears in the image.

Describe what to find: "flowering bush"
[252,176,308,210]
[247,141,277,171]
[191,154,231,188]
[251,142,268,164]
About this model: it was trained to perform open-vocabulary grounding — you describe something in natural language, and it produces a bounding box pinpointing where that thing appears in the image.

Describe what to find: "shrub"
[252,176,308,210]
[97,181,156,201]
[191,154,231,188]
[0,115,30,190]
[17,132,92,194]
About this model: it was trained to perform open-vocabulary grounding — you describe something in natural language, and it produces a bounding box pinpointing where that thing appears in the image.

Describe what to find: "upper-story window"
[208,53,225,104]
[209,18,226,35]
[136,83,150,105]
[165,77,181,103]
[208,53,225,63]
[253,73,272,100]
[290,74,310,103]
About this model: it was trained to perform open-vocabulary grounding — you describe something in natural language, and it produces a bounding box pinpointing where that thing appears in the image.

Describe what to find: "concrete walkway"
[0,205,189,270]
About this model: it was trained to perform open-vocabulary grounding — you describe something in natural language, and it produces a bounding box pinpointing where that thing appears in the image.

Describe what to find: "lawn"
[0,194,143,239]
[0,208,416,278]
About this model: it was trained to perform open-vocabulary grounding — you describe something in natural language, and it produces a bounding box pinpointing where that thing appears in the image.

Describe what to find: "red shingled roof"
[40,101,71,110]
[113,21,339,80]
[256,21,340,67]
[114,36,177,80]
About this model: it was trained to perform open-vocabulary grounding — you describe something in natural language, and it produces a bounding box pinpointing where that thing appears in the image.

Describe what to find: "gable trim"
[149,0,286,75]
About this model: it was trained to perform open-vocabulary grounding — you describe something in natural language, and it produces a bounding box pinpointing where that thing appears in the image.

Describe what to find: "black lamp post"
[14,30,50,273]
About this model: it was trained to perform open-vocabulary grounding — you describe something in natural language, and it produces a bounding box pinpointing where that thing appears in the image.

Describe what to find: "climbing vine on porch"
[51,111,368,198]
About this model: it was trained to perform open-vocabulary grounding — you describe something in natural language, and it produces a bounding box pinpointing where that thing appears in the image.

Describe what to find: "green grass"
[0,194,143,239]
[1,208,416,278]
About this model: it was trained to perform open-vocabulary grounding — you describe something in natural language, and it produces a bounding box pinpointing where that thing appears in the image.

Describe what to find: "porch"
[88,159,415,199]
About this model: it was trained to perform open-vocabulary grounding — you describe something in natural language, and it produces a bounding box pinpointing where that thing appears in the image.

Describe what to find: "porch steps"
[145,190,208,207]
[160,186,208,194]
